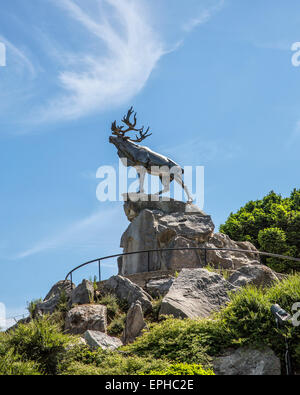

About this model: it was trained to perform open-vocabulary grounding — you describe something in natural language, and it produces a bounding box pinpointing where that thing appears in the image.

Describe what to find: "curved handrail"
[64,247,300,285]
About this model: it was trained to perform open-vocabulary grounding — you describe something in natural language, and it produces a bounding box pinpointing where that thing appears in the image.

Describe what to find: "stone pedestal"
[118,193,260,276]
[119,194,214,275]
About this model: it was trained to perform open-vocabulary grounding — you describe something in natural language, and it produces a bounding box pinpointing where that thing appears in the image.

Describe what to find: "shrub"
[0,349,41,375]
[6,315,77,375]
[124,274,300,372]
[97,293,128,336]
[220,189,300,273]
[61,362,103,375]
[97,294,120,321]
[145,363,215,375]
[26,298,42,318]
[61,343,171,375]
[89,353,170,375]
[56,290,69,314]
[218,275,300,369]
[148,297,163,323]
[107,313,126,336]
[122,318,215,367]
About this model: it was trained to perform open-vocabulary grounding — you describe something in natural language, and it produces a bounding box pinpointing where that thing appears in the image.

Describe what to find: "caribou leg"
[137,167,146,194]
[156,174,171,196]
[174,173,194,202]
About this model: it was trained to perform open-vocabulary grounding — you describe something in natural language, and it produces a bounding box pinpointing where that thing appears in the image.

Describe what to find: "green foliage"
[5,315,77,375]
[89,275,98,292]
[145,362,215,375]
[220,189,300,273]
[148,297,163,323]
[107,313,126,336]
[62,343,171,375]
[26,298,42,318]
[122,318,215,367]
[203,264,231,280]
[56,290,69,313]
[124,274,300,372]
[61,362,103,375]
[219,274,300,366]
[2,274,300,375]
[0,349,42,375]
[97,293,120,321]
[97,293,128,336]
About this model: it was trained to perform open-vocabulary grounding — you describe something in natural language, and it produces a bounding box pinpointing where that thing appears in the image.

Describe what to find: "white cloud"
[0,306,28,332]
[36,0,166,122]
[182,0,224,32]
[0,35,35,76]
[285,121,300,148]
[159,136,241,165]
[14,206,121,259]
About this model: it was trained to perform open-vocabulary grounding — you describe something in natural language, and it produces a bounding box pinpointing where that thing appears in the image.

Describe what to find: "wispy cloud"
[285,120,300,149]
[1,306,29,331]
[14,206,121,259]
[35,0,166,122]
[0,35,35,76]
[252,39,292,51]
[182,0,225,32]
[159,136,241,165]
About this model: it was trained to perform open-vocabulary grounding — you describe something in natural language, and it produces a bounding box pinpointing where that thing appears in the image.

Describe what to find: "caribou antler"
[111,107,152,142]
[131,127,152,143]
[111,121,126,137]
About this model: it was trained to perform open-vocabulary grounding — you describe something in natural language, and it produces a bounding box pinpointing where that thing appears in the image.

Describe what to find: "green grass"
[144,363,215,375]
[124,273,300,371]
[1,273,299,375]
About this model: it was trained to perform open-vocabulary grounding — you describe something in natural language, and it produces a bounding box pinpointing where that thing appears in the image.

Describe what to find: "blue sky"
[1,0,300,327]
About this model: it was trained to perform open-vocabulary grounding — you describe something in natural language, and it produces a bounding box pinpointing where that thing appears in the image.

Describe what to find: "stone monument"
[108,108,260,276]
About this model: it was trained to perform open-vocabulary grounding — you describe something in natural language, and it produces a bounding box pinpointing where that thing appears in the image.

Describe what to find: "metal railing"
[6,247,299,328]
[64,247,300,287]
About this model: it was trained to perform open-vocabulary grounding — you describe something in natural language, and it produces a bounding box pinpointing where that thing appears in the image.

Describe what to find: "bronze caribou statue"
[109,107,193,201]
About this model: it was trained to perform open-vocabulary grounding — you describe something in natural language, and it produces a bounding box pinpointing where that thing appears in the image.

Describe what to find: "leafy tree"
[220,189,300,273]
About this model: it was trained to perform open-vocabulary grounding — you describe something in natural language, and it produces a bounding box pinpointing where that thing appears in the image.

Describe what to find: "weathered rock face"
[146,277,174,298]
[119,194,260,276]
[123,193,206,222]
[122,301,147,345]
[120,209,214,275]
[70,280,94,306]
[159,268,237,319]
[36,280,73,315]
[203,233,260,270]
[213,347,281,375]
[228,264,279,288]
[84,330,122,351]
[101,275,152,313]
[65,305,107,335]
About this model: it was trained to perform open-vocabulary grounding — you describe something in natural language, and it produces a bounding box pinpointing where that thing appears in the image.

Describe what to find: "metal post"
[70,273,73,290]
[98,260,101,282]
[204,249,207,266]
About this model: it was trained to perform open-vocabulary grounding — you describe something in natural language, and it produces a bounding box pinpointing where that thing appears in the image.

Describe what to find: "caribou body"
[109,107,193,201]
